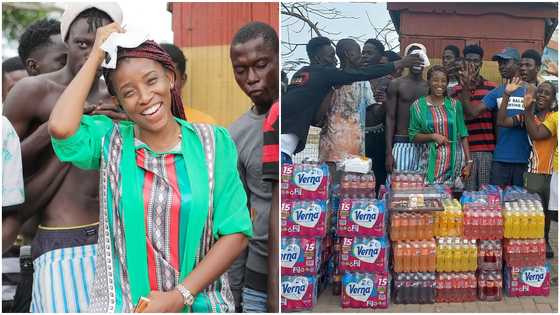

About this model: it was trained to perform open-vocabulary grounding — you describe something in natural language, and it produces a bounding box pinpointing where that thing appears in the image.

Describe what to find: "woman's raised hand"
[91,22,126,64]
[505,76,523,95]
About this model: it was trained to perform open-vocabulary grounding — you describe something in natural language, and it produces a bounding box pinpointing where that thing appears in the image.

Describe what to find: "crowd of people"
[281,37,558,257]
[2,2,279,313]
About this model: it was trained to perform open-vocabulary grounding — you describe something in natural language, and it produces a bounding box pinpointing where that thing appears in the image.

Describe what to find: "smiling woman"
[47,23,253,313]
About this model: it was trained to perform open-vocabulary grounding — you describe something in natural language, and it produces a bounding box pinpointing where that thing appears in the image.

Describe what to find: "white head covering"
[60,2,123,42]
[404,42,430,67]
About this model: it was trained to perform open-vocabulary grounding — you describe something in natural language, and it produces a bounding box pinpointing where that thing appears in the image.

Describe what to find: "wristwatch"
[175,284,195,306]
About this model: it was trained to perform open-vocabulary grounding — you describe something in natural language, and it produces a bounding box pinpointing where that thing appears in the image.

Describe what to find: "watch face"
[186,295,194,305]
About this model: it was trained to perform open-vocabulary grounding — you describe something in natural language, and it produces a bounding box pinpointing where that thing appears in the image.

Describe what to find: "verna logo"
[294,168,323,191]
[351,204,379,228]
[281,243,300,268]
[353,239,381,263]
[292,203,321,227]
[282,277,309,300]
[345,277,374,302]
[521,266,547,288]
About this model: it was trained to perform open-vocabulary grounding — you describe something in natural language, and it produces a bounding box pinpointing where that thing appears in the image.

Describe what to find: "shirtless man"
[5,17,68,313]
[2,4,124,312]
[385,44,429,173]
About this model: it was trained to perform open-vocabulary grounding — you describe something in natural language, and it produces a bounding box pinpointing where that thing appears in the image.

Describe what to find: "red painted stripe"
[262,144,279,163]
[142,166,158,290]
[172,2,279,48]
[165,155,181,270]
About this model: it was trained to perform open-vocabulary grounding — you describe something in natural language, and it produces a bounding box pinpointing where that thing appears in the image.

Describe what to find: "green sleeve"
[50,115,114,170]
[211,126,253,239]
[455,100,469,138]
[408,99,424,142]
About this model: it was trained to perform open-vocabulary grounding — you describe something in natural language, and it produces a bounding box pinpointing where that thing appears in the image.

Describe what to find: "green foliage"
[2,5,49,42]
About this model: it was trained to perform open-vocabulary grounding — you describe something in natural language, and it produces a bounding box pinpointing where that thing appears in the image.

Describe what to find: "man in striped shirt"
[452,45,497,191]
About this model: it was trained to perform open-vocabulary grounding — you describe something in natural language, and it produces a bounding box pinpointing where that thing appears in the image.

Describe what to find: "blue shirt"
[482,85,531,164]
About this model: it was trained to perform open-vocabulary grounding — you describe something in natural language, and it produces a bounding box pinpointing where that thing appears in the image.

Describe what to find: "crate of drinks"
[340,172,376,199]
[281,237,321,275]
[392,272,436,304]
[504,264,551,297]
[477,270,503,301]
[477,240,502,271]
[388,188,444,212]
[281,275,318,311]
[435,272,477,303]
[503,239,546,267]
[463,206,503,240]
[281,200,328,237]
[503,200,545,239]
[339,237,389,273]
[392,240,436,273]
[390,212,434,241]
[390,171,424,191]
[337,198,386,237]
[436,238,477,272]
[340,272,389,309]
[433,199,463,237]
[281,163,330,200]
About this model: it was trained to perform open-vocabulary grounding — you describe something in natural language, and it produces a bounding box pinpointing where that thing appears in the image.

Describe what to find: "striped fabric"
[52,116,252,313]
[88,122,235,312]
[262,102,279,182]
[451,79,497,152]
[409,97,468,185]
[391,141,426,172]
[528,113,556,175]
[30,244,97,313]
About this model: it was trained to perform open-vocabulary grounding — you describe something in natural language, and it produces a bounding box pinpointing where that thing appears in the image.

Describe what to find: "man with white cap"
[3,3,124,312]
[385,43,430,174]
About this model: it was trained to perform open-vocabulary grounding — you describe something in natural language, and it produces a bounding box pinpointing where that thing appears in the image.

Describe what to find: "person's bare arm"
[267,182,279,312]
[412,133,450,145]
[3,77,43,139]
[49,23,124,139]
[384,79,398,173]
[142,233,249,312]
[496,94,515,128]
[2,158,71,252]
[497,77,526,128]
[461,137,473,180]
[525,101,552,140]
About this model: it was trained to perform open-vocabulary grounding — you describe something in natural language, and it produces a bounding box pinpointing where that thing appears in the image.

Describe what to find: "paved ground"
[311,222,558,313]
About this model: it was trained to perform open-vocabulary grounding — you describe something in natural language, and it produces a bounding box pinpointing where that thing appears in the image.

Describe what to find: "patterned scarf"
[102,40,186,120]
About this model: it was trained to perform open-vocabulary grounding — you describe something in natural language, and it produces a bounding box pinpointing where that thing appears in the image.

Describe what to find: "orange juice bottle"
[392,213,400,240]
[425,213,434,239]
[413,241,421,271]
[429,240,437,271]
[401,213,409,241]
[403,242,411,272]
[433,212,440,236]
[394,242,403,272]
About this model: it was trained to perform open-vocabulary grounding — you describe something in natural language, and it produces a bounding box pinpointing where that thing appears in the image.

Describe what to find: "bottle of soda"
[333,270,341,296]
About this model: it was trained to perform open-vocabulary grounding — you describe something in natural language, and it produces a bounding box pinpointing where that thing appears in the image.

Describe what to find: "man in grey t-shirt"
[228,22,279,312]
